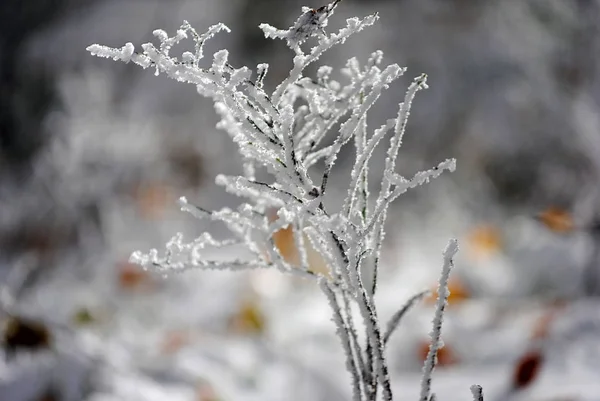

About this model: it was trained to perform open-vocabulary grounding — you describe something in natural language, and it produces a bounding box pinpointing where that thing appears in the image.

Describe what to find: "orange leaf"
[466,225,502,260]
[425,277,470,306]
[417,340,458,367]
[537,207,574,233]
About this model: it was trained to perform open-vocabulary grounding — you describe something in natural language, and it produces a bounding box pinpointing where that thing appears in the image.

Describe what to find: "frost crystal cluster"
[88,2,476,400]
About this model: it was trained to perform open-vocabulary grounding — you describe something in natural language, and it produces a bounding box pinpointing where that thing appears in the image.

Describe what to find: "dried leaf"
[306,246,331,276]
[271,213,329,276]
[133,182,172,219]
[512,349,543,390]
[228,299,266,335]
[273,225,299,265]
[417,339,458,367]
[537,207,574,233]
[425,277,469,306]
[117,261,151,290]
[466,225,502,260]
[2,315,52,355]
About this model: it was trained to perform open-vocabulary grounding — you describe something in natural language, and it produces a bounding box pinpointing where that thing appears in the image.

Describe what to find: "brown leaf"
[2,315,52,355]
[512,349,544,390]
[117,261,151,290]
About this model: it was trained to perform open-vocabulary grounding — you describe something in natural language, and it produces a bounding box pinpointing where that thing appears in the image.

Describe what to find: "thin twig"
[383,289,431,345]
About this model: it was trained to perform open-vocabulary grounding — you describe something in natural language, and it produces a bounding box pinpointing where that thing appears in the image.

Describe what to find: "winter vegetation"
[4,1,600,401]
[86,1,477,399]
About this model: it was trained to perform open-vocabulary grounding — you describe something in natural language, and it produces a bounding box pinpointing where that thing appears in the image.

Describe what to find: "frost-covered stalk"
[419,240,458,401]
[87,2,472,400]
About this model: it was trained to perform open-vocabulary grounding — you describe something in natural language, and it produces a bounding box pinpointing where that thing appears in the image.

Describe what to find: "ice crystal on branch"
[260,0,343,51]
[88,1,477,400]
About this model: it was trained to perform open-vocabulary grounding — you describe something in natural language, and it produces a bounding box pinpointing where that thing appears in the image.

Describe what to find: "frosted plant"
[88,1,481,400]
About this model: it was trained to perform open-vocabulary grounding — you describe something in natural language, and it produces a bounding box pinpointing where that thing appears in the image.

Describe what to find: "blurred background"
[1,0,600,400]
